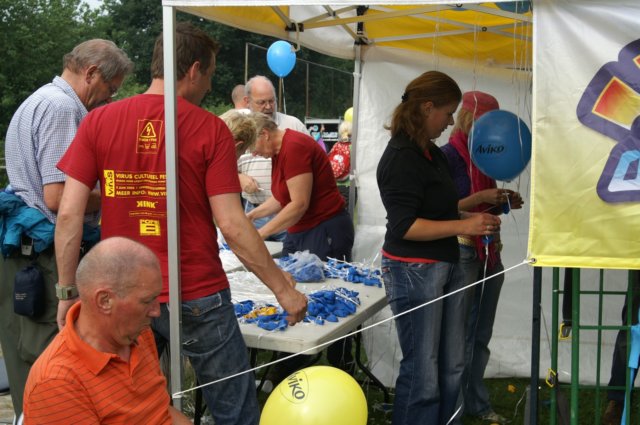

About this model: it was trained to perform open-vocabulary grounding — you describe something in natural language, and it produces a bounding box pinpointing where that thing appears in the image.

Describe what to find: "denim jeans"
[459,244,505,416]
[244,200,287,242]
[381,257,466,425]
[152,288,259,425]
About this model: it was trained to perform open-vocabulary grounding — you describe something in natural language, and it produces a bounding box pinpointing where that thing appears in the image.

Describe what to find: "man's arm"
[210,193,307,324]
[44,182,101,213]
[238,173,259,194]
[54,176,92,329]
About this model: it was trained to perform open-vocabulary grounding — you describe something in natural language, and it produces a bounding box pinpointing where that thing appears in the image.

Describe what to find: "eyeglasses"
[99,71,119,98]
[251,98,276,107]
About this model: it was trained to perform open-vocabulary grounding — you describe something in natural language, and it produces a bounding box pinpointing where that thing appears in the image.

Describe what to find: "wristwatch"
[55,283,79,300]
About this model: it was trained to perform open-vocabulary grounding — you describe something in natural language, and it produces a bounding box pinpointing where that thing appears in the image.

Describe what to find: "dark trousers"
[0,249,58,417]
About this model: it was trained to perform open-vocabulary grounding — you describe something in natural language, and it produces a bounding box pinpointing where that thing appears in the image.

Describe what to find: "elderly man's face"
[86,70,125,111]
[247,81,276,119]
[111,266,162,347]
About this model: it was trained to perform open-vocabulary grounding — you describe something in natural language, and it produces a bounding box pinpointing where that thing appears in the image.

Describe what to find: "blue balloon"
[470,110,532,182]
[495,1,532,13]
[267,41,296,78]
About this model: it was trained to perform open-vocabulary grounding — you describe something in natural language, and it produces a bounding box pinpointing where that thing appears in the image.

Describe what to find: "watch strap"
[55,283,79,300]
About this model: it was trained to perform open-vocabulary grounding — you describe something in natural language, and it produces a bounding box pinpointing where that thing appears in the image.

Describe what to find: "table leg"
[354,326,390,403]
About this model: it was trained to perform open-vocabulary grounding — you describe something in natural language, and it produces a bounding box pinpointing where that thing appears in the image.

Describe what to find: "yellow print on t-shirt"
[104,170,115,198]
[105,170,166,198]
[137,120,163,154]
[139,219,161,236]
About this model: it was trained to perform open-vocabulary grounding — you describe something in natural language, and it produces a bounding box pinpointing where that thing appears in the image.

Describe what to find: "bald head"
[76,237,160,299]
[231,84,248,109]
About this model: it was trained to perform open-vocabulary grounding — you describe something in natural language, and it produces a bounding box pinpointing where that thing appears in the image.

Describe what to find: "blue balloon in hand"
[267,40,296,78]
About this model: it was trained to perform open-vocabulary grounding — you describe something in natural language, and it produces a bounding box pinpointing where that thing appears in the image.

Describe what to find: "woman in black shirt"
[376,71,501,425]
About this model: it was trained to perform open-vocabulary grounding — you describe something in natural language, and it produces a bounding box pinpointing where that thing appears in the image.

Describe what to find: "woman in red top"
[246,112,354,262]
[245,111,355,386]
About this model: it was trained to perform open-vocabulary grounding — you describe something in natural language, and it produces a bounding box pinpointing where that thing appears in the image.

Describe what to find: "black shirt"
[376,132,460,262]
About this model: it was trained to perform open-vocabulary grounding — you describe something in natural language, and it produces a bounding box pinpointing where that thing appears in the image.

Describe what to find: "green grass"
[179,349,640,425]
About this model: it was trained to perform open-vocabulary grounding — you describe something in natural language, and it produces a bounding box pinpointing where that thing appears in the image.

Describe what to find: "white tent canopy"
[160,0,629,407]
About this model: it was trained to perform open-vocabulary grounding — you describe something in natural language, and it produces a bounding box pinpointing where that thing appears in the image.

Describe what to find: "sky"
[83,0,102,9]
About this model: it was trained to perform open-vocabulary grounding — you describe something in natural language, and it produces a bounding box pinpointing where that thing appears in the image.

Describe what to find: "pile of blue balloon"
[278,254,325,282]
[323,258,382,287]
[470,110,532,182]
[233,287,361,331]
[306,287,360,325]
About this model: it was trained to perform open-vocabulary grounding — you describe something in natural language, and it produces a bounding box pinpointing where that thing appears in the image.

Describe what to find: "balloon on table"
[260,366,367,425]
[470,110,532,182]
[267,40,296,78]
[343,107,353,122]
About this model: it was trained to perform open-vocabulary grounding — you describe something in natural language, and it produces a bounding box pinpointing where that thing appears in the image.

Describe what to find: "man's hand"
[238,173,260,194]
[273,274,307,325]
[57,298,79,330]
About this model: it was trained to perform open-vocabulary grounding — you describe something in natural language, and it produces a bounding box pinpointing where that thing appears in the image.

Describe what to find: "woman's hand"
[462,212,501,236]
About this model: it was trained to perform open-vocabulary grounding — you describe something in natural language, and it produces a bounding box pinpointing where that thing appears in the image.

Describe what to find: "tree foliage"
[0,0,354,143]
[0,0,108,137]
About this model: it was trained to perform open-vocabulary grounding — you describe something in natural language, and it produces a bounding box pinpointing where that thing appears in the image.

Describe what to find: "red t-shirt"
[58,95,240,302]
[271,129,345,233]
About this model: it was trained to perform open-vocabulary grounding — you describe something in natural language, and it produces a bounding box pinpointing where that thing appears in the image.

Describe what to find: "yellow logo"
[104,170,115,197]
[137,120,163,154]
[139,219,161,236]
[137,200,158,209]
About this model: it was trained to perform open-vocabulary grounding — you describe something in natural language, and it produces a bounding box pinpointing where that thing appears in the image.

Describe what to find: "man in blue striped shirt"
[1,39,132,418]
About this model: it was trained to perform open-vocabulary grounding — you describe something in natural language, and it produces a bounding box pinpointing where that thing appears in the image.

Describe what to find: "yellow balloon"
[343,107,353,123]
[260,366,367,425]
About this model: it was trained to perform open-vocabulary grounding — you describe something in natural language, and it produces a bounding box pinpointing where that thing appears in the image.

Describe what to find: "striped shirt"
[23,303,172,424]
[5,76,98,224]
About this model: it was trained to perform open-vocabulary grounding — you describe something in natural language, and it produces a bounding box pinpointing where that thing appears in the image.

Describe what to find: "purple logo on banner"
[576,38,640,203]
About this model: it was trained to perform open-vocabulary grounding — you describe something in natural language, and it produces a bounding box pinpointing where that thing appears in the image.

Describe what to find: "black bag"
[14,263,45,317]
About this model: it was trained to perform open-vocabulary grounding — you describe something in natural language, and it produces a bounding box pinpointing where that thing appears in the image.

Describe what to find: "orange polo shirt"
[23,303,173,424]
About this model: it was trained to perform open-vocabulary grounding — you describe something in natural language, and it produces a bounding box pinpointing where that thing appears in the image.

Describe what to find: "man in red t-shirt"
[54,23,307,425]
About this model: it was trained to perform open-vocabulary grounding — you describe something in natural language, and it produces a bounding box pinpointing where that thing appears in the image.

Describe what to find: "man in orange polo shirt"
[23,237,191,424]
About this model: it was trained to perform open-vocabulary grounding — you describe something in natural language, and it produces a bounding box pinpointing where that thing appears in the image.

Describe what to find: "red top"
[58,94,241,302]
[23,303,172,424]
[271,129,345,233]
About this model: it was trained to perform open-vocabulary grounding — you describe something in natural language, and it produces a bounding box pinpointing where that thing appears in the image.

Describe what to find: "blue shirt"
[5,76,88,223]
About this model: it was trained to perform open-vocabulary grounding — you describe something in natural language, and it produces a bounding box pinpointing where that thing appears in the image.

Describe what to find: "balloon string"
[171,258,532,400]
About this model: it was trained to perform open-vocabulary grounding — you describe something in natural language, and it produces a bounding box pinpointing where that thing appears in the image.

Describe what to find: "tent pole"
[530,266,542,424]
[163,5,184,410]
[347,44,361,219]
[244,42,249,83]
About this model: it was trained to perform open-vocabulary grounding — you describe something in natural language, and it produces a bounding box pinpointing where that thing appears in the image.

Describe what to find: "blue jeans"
[244,200,287,242]
[152,288,259,425]
[381,257,466,425]
[459,245,505,416]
